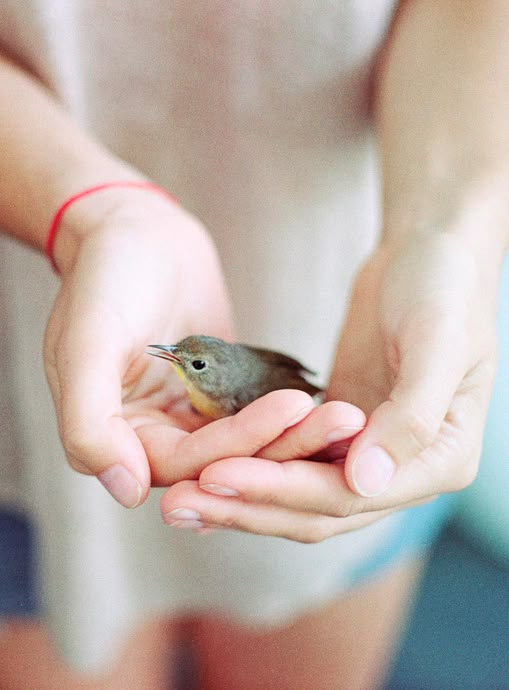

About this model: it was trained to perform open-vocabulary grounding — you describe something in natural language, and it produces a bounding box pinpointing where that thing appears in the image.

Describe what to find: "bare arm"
[0,52,144,270]
[376,0,509,267]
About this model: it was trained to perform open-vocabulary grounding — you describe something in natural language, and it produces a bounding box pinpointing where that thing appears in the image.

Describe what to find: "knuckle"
[295,520,334,544]
[328,499,357,519]
[229,412,269,454]
[219,517,237,530]
[418,494,439,506]
[62,427,87,457]
[65,450,92,475]
[444,435,482,493]
[61,426,95,471]
[404,407,441,452]
[475,350,497,383]
[257,488,281,506]
[422,425,481,493]
[217,512,244,531]
[450,456,479,492]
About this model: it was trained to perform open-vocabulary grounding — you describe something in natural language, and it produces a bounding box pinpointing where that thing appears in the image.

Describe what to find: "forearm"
[0,53,145,264]
[375,0,509,263]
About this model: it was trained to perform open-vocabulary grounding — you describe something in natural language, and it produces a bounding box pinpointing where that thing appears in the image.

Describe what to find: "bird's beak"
[146,344,183,365]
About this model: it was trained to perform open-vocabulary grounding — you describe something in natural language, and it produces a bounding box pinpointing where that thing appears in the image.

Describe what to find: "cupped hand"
[144,389,366,488]
[44,193,234,507]
[160,232,498,541]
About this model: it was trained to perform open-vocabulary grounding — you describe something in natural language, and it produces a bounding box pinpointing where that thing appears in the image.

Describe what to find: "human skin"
[0,2,506,534]
[0,52,368,510]
[0,2,508,688]
[159,0,509,540]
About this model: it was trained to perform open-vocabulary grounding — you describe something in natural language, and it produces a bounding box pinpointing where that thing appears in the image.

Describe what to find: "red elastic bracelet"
[45,181,177,272]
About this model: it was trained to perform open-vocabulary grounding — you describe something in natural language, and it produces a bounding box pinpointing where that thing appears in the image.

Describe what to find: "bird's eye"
[191,359,207,371]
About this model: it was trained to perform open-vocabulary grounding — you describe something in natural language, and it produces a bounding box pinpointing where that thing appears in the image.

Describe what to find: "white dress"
[0,0,402,670]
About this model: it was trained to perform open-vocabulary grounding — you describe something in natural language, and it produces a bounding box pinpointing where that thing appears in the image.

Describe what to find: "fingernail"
[200,483,239,497]
[167,519,205,529]
[351,446,396,497]
[194,524,229,535]
[166,508,202,521]
[98,464,142,508]
[286,405,315,428]
[325,426,364,445]
[163,508,203,527]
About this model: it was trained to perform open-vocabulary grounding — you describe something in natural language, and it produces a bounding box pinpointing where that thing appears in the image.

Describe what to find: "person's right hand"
[44,189,235,507]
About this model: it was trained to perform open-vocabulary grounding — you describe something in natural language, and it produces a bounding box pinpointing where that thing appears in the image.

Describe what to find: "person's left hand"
[160,232,498,542]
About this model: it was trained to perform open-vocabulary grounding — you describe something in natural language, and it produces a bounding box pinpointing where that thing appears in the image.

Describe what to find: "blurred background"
[2,504,508,689]
[387,517,509,689]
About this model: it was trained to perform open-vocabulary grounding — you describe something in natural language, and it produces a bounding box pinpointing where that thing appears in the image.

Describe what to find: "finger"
[345,330,492,498]
[160,480,398,542]
[52,333,151,508]
[156,390,316,484]
[406,359,494,494]
[133,421,190,486]
[257,401,365,461]
[204,359,490,518]
[198,455,436,516]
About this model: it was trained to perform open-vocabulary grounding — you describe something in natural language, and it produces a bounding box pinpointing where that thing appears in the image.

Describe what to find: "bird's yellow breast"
[174,366,226,420]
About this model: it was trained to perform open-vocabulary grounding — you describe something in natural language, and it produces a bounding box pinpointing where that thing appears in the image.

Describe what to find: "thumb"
[344,331,467,498]
[47,337,150,508]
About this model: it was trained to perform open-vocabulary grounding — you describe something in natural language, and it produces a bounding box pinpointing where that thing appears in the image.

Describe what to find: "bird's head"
[146,335,235,397]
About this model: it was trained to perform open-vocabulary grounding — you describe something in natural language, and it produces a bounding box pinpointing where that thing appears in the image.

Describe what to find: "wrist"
[379,222,502,321]
[50,182,179,275]
[381,167,509,263]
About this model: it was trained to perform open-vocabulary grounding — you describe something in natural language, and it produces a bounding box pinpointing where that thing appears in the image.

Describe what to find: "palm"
[327,250,394,415]
[44,209,234,489]
[329,235,496,501]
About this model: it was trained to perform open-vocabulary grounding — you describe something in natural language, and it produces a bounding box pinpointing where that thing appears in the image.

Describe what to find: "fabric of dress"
[0,0,435,671]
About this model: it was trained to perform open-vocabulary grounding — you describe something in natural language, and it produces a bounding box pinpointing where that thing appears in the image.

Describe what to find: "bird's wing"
[290,376,324,398]
[242,345,317,376]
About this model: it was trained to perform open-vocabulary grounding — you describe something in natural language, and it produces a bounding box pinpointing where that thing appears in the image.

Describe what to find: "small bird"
[146,335,322,420]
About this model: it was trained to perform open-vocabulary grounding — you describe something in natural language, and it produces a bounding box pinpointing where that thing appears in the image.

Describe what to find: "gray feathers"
[159,335,322,416]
